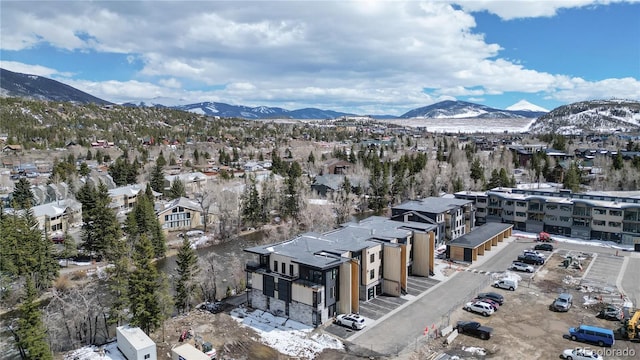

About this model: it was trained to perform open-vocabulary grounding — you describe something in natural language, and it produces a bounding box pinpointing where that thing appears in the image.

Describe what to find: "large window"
[369,269,375,280]
[593,208,606,215]
[609,210,622,217]
[593,220,605,226]
[370,253,375,263]
[273,260,278,272]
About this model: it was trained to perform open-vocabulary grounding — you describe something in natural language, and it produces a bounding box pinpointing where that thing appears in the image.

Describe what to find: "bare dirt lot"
[148,309,295,360]
[439,251,640,360]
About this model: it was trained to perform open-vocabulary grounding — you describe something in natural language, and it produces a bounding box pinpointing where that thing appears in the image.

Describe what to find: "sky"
[1,0,639,115]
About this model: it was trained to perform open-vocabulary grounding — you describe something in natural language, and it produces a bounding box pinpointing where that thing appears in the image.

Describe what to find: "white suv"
[464,301,495,317]
[335,313,366,330]
[510,261,534,273]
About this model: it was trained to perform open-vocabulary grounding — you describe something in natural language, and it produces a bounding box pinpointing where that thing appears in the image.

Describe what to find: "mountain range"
[398,100,547,119]
[527,99,640,134]
[0,68,544,120]
[0,68,112,105]
[2,67,640,134]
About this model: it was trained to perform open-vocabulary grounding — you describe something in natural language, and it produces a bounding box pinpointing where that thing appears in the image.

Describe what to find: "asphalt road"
[349,271,490,356]
[621,256,640,308]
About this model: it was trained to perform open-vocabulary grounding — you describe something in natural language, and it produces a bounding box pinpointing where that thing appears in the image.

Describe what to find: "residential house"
[157,197,209,232]
[311,174,347,197]
[243,161,263,172]
[322,159,352,175]
[3,144,23,153]
[390,197,475,245]
[163,172,208,195]
[31,199,82,238]
[108,184,161,213]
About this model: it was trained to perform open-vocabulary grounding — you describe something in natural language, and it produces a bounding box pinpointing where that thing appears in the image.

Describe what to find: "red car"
[473,296,500,311]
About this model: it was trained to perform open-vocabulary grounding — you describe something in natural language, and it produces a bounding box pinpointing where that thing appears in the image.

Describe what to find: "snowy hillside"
[400,100,545,119]
[506,100,549,112]
[527,99,640,134]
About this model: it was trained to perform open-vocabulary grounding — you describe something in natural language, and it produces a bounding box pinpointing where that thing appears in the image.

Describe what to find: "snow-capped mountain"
[399,100,546,119]
[527,99,640,134]
[171,101,353,119]
[506,100,549,113]
[0,68,111,104]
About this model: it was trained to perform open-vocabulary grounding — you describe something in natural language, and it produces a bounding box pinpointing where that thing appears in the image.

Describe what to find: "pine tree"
[16,277,52,360]
[470,157,484,185]
[127,193,166,258]
[106,254,130,327]
[563,163,582,192]
[174,237,200,313]
[157,152,167,167]
[150,162,165,194]
[613,151,624,170]
[281,162,302,220]
[368,156,389,212]
[80,182,122,261]
[168,178,186,199]
[241,178,262,227]
[12,178,34,210]
[128,235,162,334]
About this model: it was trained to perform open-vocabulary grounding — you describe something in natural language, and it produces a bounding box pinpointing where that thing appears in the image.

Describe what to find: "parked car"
[518,254,545,265]
[598,305,624,321]
[560,348,603,360]
[477,292,504,305]
[493,279,518,291]
[534,243,554,251]
[463,301,495,317]
[551,293,573,312]
[510,261,534,273]
[523,250,546,258]
[472,296,500,311]
[455,321,493,340]
[335,313,366,330]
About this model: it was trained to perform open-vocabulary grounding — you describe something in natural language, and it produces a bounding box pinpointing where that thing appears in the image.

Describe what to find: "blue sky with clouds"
[1,0,639,115]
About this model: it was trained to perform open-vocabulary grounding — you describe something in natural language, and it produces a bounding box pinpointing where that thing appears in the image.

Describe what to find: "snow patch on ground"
[512,230,634,251]
[230,308,343,359]
[64,342,123,360]
[462,346,487,356]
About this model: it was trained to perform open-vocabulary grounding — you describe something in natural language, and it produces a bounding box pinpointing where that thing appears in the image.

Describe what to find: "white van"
[493,279,518,291]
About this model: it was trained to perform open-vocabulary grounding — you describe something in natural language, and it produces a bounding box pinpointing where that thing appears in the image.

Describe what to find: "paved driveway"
[621,256,640,307]
[324,276,440,339]
[349,271,490,356]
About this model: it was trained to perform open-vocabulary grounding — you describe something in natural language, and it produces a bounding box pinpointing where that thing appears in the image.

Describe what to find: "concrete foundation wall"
[270,298,286,316]
[250,290,268,310]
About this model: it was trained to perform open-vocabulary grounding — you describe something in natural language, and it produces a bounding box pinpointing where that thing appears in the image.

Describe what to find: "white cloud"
[0,1,638,114]
[0,61,62,77]
[456,0,639,20]
[158,78,182,89]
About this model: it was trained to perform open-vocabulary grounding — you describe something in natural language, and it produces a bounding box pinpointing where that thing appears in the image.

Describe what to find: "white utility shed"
[116,325,157,360]
[171,343,211,360]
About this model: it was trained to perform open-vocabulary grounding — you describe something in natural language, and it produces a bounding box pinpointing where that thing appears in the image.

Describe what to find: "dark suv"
[534,243,553,251]
[476,292,504,305]
[517,254,545,265]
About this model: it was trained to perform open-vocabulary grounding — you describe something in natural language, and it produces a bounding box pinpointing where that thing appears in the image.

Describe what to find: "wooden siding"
[382,246,401,296]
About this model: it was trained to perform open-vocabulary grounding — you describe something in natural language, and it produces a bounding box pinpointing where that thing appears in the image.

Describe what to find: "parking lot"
[324,275,441,339]
[445,250,640,360]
